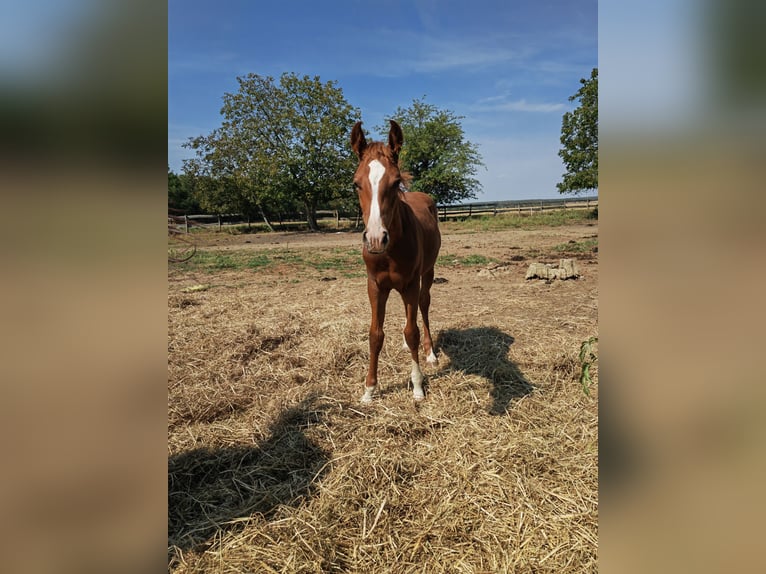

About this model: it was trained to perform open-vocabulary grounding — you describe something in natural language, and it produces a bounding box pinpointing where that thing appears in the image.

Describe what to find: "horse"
[350,120,441,403]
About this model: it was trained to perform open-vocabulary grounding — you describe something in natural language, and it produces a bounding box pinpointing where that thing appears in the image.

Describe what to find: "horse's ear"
[388,120,403,157]
[350,121,367,159]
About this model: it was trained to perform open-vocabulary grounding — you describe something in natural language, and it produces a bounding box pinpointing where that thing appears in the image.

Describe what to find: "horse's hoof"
[413,390,425,401]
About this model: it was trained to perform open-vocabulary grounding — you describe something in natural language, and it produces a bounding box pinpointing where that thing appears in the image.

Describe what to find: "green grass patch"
[172,247,364,275]
[440,209,594,234]
[270,251,307,265]
[245,254,272,269]
[196,252,240,270]
[173,246,491,275]
[304,248,361,272]
[551,238,598,253]
[438,253,495,267]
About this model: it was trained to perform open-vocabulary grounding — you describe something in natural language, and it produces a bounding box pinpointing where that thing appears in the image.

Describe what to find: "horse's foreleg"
[363,280,389,403]
[401,282,425,400]
[419,268,437,365]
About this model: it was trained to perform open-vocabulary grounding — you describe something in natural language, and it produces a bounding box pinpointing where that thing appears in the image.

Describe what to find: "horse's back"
[403,191,441,270]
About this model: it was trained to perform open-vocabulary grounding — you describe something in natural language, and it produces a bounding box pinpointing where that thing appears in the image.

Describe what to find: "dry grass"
[168,222,598,573]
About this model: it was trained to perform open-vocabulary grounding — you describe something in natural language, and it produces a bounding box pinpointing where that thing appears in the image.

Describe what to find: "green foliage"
[578,336,598,396]
[558,69,598,195]
[380,98,484,205]
[168,166,201,213]
[183,73,361,229]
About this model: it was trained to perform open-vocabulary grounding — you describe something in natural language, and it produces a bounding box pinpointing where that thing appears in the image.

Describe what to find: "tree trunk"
[259,206,275,232]
[305,201,319,232]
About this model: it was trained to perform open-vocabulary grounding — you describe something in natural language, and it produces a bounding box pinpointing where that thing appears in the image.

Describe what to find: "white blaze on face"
[366,159,387,246]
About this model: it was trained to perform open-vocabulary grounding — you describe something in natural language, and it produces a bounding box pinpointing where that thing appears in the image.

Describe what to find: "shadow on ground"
[435,327,534,414]
[168,396,329,564]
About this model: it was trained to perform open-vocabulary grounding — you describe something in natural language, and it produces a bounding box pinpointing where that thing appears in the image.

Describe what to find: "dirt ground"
[168,219,598,573]
[194,222,596,255]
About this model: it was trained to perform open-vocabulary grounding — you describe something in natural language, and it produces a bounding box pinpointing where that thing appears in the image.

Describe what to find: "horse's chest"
[367,259,418,291]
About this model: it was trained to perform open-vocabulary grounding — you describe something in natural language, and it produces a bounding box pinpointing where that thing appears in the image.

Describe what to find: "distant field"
[175,205,598,236]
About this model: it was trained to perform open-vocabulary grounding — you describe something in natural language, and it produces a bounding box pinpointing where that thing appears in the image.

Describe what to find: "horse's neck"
[389,192,404,228]
[388,192,415,244]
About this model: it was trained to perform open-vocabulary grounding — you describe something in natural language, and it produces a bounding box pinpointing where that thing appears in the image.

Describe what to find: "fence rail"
[438,196,597,220]
[169,196,598,231]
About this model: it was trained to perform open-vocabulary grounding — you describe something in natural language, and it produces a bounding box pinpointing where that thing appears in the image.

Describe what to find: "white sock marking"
[411,360,425,400]
[361,385,376,403]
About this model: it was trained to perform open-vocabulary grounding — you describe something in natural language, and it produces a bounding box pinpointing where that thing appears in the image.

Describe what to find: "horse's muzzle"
[363,230,389,254]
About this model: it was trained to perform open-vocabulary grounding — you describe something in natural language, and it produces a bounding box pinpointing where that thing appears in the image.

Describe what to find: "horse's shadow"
[168,396,329,563]
[434,327,534,414]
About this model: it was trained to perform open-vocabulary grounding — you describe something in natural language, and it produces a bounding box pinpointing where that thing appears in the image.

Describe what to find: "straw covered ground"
[168,216,598,573]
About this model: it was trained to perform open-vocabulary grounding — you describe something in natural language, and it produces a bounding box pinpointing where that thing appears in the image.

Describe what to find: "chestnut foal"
[350,120,441,402]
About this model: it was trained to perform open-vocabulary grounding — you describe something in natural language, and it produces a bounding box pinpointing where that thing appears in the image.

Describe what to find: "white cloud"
[471,98,566,113]
[343,29,525,77]
[410,44,519,73]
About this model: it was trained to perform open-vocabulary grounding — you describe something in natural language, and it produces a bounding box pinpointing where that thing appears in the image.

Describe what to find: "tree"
[168,166,201,213]
[184,73,360,231]
[381,98,484,205]
[557,68,598,194]
[183,130,283,230]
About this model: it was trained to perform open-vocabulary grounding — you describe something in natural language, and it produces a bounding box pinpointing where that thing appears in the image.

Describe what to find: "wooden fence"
[437,196,597,221]
[170,196,598,231]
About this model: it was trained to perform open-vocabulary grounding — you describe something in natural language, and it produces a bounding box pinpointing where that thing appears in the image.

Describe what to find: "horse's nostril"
[362,231,368,242]
[382,231,389,245]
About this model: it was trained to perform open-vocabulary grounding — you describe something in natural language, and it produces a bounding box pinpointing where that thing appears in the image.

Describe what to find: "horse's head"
[350,120,404,254]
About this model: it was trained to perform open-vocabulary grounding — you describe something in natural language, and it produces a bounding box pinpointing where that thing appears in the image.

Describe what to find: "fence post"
[184,214,189,233]
[218,214,222,231]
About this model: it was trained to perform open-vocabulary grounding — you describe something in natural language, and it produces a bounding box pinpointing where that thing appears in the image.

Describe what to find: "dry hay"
[168,223,598,573]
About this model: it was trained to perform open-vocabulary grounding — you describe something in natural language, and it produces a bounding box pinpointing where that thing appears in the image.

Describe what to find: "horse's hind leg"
[419,268,438,365]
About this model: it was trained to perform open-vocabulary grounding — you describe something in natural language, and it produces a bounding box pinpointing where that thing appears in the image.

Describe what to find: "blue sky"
[169,0,597,201]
